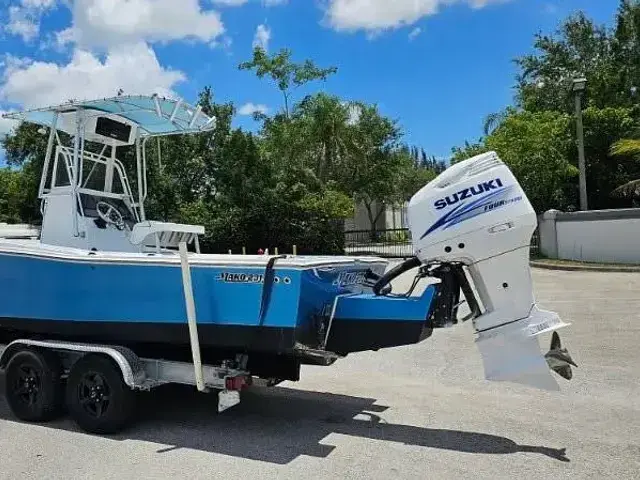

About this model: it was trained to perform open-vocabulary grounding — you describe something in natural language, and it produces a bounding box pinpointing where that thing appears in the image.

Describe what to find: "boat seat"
[129,221,205,249]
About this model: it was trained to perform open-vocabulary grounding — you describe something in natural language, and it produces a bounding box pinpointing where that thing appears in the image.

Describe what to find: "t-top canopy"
[2,95,216,138]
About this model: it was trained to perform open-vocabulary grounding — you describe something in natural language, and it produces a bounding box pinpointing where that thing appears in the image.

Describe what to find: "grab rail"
[57,146,140,221]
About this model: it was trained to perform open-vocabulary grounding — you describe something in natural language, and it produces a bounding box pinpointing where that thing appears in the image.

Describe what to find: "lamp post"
[573,77,588,211]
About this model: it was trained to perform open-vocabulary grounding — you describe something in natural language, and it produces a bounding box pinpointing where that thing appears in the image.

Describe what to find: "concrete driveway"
[1,268,639,479]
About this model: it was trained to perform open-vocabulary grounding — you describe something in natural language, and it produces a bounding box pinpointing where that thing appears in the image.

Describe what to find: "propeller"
[544,331,577,380]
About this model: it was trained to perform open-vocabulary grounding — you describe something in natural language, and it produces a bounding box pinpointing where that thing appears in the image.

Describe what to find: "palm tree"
[482,107,517,136]
[483,111,507,136]
[610,134,640,198]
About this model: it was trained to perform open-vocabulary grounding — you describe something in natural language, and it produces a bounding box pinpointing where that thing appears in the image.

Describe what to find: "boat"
[1,96,575,389]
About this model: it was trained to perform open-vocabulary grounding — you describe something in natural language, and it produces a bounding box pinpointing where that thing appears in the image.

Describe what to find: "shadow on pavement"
[0,383,569,464]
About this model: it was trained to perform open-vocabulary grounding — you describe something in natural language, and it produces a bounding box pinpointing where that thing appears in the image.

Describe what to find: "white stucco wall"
[537,211,559,258]
[537,209,640,264]
[557,218,640,264]
[345,201,409,231]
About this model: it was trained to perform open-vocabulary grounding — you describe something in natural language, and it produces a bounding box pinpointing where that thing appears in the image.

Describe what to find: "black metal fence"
[530,227,540,257]
[344,228,414,258]
[344,227,541,259]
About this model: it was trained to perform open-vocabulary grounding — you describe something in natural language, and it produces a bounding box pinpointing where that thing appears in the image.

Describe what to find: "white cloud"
[60,0,224,49]
[1,55,33,72]
[252,23,271,51]
[210,35,233,51]
[54,27,76,48]
[211,0,249,5]
[21,0,57,8]
[408,26,422,40]
[0,111,19,140]
[5,0,59,42]
[238,102,269,115]
[6,7,40,42]
[0,111,19,163]
[325,0,507,32]
[208,0,288,6]
[0,43,185,109]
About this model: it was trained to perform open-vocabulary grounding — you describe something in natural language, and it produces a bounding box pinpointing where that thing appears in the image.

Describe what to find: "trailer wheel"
[4,349,63,422]
[66,354,135,434]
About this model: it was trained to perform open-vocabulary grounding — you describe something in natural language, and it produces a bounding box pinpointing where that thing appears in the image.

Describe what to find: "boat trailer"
[0,242,271,434]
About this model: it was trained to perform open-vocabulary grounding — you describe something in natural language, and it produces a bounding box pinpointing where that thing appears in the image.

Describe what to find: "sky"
[0,0,621,164]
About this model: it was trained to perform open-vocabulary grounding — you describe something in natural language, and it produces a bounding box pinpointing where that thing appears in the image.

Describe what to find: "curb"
[530,260,640,273]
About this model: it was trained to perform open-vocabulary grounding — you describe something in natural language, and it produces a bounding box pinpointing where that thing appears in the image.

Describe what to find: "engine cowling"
[407,151,572,390]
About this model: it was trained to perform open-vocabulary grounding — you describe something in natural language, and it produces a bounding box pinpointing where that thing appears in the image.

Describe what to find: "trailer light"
[225,376,248,391]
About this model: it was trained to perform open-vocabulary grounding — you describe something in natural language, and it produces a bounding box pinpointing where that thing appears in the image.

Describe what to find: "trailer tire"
[66,354,136,434]
[4,349,64,422]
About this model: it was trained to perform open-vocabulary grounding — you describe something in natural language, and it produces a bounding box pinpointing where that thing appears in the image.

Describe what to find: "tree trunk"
[283,92,290,119]
[364,200,385,242]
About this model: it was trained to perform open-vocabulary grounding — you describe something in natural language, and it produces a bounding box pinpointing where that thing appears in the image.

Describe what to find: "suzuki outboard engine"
[407,151,573,390]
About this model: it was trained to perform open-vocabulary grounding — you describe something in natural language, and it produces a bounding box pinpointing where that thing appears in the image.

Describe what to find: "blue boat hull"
[0,246,436,379]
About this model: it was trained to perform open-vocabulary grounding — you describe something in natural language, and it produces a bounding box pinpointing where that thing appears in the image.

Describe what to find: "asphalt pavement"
[1,268,639,479]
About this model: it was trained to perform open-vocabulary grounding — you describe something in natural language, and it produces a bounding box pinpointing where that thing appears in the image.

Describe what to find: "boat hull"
[0,241,436,379]
[0,244,383,350]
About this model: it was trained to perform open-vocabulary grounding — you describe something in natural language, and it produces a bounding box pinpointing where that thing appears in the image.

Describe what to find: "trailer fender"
[0,339,146,388]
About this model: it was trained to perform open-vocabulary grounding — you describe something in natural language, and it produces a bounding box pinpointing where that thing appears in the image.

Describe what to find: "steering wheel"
[96,201,125,230]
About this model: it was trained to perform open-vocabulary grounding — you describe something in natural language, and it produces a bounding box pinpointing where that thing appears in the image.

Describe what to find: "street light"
[573,77,588,211]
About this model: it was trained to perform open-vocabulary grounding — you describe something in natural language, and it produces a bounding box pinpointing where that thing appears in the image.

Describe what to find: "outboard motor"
[406,151,575,390]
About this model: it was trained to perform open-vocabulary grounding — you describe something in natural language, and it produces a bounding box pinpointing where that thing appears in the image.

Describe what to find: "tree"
[453,106,640,211]
[405,144,447,174]
[2,44,435,254]
[610,126,640,199]
[513,3,640,113]
[240,44,424,238]
[450,140,490,164]
[483,111,578,212]
[335,104,411,239]
[0,168,27,223]
[289,93,354,183]
[1,123,51,223]
[483,110,511,136]
[451,1,640,211]
[239,47,337,118]
[579,106,639,208]
[396,144,441,196]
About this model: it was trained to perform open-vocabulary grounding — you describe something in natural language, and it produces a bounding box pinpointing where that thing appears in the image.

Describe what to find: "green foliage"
[143,88,363,254]
[0,46,442,252]
[404,145,447,174]
[610,127,640,198]
[450,141,490,164]
[515,11,613,113]
[0,168,27,223]
[256,89,429,238]
[579,106,639,207]
[381,229,409,243]
[451,0,640,210]
[239,47,337,117]
[484,111,578,212]
[1,123,51,223]
[514,1,640,113]
[611,137,640,157]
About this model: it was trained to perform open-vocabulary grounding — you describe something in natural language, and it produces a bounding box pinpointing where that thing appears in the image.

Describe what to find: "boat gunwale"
[0,240,388,270]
